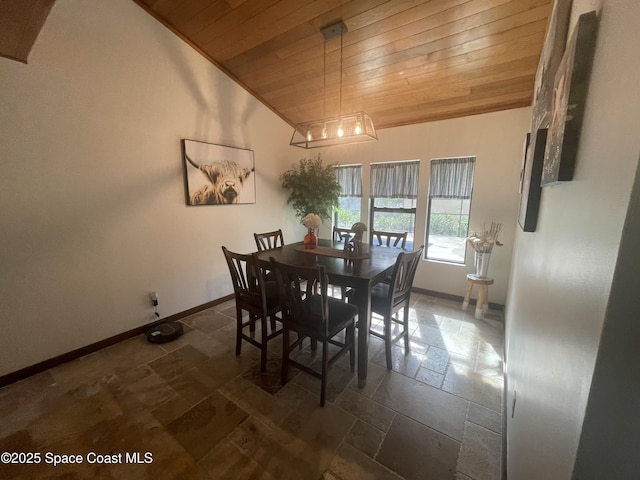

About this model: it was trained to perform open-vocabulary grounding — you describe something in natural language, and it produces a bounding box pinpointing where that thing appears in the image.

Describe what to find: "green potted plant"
[280,154,341,224]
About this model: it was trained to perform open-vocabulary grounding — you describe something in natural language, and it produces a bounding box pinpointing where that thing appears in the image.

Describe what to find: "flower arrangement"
[302,213,321,230]
[467,222,504,253]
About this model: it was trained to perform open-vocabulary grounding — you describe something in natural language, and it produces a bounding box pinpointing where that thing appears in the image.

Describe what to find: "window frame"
[425,157,475,264]
[369,198,417,247]
[333,164,362,229]
[369,160,420,248]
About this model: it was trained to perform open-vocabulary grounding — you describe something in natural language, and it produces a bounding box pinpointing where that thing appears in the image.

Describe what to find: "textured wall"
[505,0,640,478]
[0,0,295,376]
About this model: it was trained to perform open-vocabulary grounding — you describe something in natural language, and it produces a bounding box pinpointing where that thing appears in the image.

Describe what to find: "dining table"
[254,238,402,388]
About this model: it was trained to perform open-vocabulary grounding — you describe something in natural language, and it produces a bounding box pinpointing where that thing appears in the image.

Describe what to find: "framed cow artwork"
[181,139,256,206]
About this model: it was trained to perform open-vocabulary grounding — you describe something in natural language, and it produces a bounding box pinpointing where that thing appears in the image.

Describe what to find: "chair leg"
[270,315,277,330]
[260,317,268,373]
[320,340,328,407]
[235,307,242,356]
[384,315,393,370]
[249,314,256,333]
[349,324,356,373]
[281,328,290,385]
[403,306,410,353]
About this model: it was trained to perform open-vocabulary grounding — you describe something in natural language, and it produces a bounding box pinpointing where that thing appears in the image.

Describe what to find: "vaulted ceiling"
[133,0,553,130]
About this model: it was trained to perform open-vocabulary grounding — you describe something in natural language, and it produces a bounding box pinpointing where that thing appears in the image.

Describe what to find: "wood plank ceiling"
[133,0,553,130]
[0,0,56,63]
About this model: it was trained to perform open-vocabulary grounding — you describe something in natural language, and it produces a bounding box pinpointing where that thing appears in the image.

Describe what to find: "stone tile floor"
[0,293,504,480]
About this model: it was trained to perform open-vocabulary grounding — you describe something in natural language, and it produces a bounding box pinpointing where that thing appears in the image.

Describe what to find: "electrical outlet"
[150,291,158,306]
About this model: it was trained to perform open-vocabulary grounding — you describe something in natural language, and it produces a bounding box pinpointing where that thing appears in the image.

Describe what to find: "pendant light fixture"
[290,21,377,148]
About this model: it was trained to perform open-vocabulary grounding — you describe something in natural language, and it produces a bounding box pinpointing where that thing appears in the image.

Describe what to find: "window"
[370,161,420,249]
[334,165,362,228]
[426,157,475,263]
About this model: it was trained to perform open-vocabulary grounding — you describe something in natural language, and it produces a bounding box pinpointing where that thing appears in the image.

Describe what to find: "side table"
[462,274,494,319]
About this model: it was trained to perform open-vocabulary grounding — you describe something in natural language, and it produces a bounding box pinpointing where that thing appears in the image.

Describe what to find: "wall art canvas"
[531,0,573,133]
[519,128,548,232]
[519,132,531,194]
[542,10,598,186]
[182,139,256,206]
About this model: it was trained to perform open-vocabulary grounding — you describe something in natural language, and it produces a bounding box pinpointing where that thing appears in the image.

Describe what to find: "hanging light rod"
[290,20,377,149]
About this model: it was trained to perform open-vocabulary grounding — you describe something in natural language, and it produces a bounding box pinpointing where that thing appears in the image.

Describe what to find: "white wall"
[0,0,295,376]
[505,0,640,478]
[311,108,532,305]
[0,0,536,378]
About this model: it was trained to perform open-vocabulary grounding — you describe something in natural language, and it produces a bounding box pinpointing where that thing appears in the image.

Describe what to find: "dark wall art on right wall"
[542,10,599,187]
[519,128,548,232]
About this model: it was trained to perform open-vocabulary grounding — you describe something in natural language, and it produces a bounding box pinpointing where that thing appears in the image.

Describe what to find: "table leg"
[356,285,371,388]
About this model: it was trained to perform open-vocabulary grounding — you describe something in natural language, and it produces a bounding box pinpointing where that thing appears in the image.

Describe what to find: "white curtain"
[429,157,475,199]
[370,161,420,199]
[334,165,362,197]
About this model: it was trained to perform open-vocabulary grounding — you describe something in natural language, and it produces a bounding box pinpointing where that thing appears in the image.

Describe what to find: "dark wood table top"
[254,239,400,288]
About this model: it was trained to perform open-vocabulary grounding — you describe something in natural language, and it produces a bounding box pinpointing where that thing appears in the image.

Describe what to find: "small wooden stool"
[462,274,494,319]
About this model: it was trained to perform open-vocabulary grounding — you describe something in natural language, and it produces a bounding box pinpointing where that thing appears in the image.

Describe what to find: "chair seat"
[350,283,399,316]
[239,281,280,310]
[288,295,358,337]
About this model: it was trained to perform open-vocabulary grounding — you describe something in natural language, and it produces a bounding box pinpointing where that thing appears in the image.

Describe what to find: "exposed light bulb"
[337,125,344,137]
[321,125,328,139]
[306,129,313,141]
[354,121,362,135]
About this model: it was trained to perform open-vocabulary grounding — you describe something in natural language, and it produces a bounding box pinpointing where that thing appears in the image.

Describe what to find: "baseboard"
[412,287,505,312]
[0,294,234,389]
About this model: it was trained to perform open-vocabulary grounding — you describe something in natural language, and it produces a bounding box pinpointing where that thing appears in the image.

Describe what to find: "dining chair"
[254,229,284,251]
[332,226,353,243]
[371,230,408,249]
[350,245,424,370]
[327,226,356,299]
[270,257,358,406]
[221,246,283,372]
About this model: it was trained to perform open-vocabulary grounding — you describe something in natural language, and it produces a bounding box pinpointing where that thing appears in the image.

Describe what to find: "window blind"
[334,165,362,197]
[370,161,420,199]
[429,157,475,199]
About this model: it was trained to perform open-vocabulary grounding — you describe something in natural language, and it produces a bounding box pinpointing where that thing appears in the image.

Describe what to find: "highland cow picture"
[182,139,256,206]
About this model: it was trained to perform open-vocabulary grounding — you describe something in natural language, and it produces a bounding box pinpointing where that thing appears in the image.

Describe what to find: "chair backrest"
[222,246,268,311]
[254,229,284,251]
[270,258,329,334]
[333,226,353,243]
[387,245,424,310]
[371,230,408,249]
